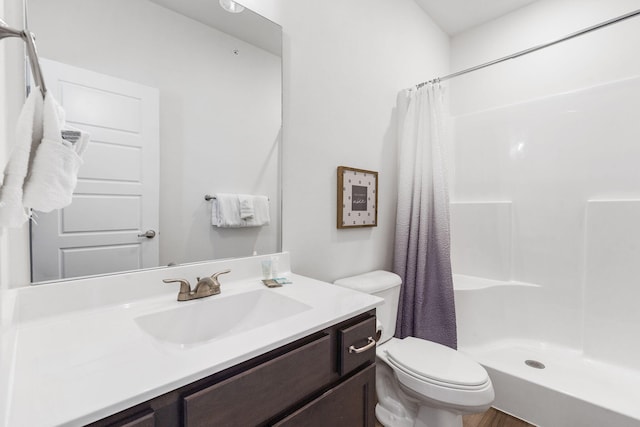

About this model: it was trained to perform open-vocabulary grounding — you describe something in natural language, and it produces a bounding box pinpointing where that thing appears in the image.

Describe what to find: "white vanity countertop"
[0,253,382,427]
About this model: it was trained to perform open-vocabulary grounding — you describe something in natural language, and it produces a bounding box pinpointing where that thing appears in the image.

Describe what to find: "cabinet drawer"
[183,334,332,427]
[338,316,376,375]
[273,364,376,427]
[118,411,154,427]
[88,408,154,427]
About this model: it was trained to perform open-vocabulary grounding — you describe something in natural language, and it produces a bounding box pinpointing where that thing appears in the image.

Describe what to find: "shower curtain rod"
[416,8,640,89]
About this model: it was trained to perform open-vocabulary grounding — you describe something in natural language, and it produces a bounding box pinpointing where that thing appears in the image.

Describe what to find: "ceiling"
[414,0,539,35]
[147,0,539,52]
[147,0,281,56]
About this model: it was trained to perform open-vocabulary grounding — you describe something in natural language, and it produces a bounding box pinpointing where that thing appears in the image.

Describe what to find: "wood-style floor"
[463,408,535,427]
[375,408,534,427]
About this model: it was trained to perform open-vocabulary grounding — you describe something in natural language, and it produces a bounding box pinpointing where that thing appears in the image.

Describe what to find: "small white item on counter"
[261,259,273,279]
[270,255,279,278]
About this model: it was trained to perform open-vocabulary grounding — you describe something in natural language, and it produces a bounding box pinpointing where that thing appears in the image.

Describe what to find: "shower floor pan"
[460,340,640,427]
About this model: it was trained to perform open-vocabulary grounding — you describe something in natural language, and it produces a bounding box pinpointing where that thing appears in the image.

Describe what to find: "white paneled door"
[31,59,160,282]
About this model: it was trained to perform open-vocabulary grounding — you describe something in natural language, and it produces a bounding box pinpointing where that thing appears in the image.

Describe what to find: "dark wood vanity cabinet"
[89,311,376,427]
[273,364,375,427]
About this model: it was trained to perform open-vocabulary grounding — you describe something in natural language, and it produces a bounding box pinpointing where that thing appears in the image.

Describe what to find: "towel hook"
[24,31,47,95]
[0,18,46,96]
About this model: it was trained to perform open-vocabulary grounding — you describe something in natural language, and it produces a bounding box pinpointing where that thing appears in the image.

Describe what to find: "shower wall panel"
[451,77,640,348]
[450,201,511,281]
[584,200,640,370]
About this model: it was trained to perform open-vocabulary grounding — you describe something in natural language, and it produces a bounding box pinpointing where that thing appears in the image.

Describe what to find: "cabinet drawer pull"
[348,337,376,354]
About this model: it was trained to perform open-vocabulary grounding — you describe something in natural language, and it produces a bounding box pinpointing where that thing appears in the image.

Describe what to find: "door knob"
[137,230,156,238]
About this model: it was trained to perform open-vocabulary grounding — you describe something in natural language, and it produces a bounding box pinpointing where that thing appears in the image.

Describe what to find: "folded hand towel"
[248,195,270,227]
[211,193,270,228]
[211,193,241,227]
[23,92,87,212]
[238,194,254,219]
[0,88,44,228]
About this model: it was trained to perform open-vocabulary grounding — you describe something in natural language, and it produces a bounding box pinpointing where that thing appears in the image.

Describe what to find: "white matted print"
[337,166,378,228]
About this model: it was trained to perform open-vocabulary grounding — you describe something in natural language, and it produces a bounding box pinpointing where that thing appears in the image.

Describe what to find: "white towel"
[23,92,88,213]
[211,193,270,228]
[238,194,254,219]
[211,193,241,227]
[0,88,44,228]
[249,196,270,227]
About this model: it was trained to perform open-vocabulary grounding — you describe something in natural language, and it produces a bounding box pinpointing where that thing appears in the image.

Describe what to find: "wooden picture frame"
[337,166,378,228]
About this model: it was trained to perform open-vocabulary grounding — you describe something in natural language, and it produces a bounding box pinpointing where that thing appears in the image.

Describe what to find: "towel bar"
[204,194,269,201]
[0,18,47,95]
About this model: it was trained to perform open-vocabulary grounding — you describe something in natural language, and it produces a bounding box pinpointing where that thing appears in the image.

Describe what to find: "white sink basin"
[135,289,311,346]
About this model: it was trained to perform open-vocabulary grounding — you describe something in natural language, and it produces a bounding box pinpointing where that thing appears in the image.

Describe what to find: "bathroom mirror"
[26,0,282,283]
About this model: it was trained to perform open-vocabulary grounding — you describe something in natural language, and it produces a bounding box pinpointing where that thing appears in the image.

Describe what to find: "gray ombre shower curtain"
[393,83,457,349]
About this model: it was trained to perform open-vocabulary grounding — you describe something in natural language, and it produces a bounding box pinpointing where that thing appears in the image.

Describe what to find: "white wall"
[450,0,640,115]
[0,0,6,298]
[0,0,7,294]
[449,0,640,351]
[241,0,450,282]
[0,0,30,292]
[1,0,449,287]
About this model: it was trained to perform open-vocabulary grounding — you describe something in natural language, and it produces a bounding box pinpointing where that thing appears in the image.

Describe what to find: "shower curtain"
[393,83,457,349]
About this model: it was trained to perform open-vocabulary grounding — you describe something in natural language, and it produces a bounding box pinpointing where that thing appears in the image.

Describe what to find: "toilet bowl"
[334,271,494,427]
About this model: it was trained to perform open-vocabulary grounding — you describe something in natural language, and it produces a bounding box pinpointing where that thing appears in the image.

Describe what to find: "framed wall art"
[337,166,378,228]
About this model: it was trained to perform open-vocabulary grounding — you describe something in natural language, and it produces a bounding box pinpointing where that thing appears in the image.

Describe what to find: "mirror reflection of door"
[27,0,282,284]
[30,59,160,282]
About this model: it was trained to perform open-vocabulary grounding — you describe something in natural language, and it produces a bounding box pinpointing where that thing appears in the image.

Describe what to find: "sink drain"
[525,359,545,369]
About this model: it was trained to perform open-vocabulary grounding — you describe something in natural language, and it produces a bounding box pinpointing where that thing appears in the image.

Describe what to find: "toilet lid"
[386,337,489,387]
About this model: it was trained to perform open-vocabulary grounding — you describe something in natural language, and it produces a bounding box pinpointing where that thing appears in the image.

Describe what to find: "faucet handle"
[211,269,231,281]
[163,278,192,301]
[162,278,191,287]
[209,269,231,290]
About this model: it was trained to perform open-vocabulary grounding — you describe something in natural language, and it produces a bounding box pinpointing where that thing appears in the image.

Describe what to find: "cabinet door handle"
[348,337,376,354]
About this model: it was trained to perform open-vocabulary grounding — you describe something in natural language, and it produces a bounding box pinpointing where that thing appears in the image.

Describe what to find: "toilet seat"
[385,337,490,390]
[378,338,494,411]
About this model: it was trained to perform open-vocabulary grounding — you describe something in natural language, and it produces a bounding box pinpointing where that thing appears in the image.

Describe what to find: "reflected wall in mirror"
[27,0,282,283]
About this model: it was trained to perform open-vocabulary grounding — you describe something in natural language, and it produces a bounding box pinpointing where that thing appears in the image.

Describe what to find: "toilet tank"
[334,270,402,344]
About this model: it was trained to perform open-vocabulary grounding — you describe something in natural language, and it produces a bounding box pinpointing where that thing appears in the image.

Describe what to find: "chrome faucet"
[163,269,231,301]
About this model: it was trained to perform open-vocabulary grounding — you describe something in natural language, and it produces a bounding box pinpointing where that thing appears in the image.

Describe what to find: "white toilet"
[334,270,494,427]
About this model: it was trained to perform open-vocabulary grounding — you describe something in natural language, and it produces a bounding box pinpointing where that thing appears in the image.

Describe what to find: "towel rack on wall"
[0,17,47,95]
[205,194,270,201]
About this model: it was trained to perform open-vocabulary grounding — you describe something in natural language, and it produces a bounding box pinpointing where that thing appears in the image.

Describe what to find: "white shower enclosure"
[447,10,640,427]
